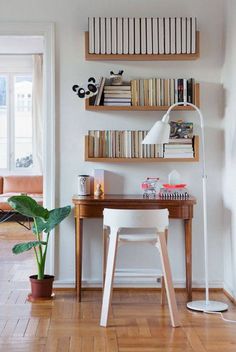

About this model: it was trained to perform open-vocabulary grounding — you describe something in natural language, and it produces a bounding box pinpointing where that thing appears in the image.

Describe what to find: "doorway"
[0,23,55,291]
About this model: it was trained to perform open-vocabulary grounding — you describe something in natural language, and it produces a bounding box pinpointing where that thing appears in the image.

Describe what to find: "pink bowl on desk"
[162,184,187,189]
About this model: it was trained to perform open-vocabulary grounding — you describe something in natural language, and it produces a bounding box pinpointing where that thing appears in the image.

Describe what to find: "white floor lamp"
[142,102,228,312]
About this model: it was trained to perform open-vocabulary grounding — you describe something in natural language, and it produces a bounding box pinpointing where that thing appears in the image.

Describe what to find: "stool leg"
[161,229,168,305]
[100,229,118,327]
[158,231,180,327]
[102,227,109,288]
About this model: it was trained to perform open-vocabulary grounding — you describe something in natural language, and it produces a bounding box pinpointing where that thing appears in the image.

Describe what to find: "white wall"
[221,0,236,298]
[0,0,226,288]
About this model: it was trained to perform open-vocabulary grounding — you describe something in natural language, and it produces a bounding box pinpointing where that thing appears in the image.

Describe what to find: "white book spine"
[117,17,123,54]
[186,17,191,54]
[152,18,158,54]
[146,18,153,54]
[191,17,196,53]
[158,18,164,54]
[128,18,134,54]
[94,17,100,54]
[134,18,141,54]
[105,18,111,54]
[139,131,143,158]
[139,79,144,106]
[128,131,131,158]
[164,17,170,54]
[88,17,95,54]
[176,17,181,54]
[111,17,117,54]
[156,78,161,106]
[181,17,187,54]
[141,18,146,54]
[170,18,176,54]
[100,18,106,54]
[183,79,187,104]
[123,18,129,54]
[160,79,164,106]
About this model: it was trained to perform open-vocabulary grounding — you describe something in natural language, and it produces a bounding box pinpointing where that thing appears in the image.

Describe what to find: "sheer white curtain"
[32,54,43,173]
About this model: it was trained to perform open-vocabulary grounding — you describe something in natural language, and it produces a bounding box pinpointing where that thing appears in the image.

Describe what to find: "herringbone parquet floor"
[0,222,235,352]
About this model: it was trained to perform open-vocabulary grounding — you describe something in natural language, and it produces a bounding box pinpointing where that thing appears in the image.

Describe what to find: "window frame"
[0,64,36,175]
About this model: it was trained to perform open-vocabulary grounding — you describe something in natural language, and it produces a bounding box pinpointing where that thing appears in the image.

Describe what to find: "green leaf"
[8,195,49,220]
[32,205,71,234]
[32,217,48,235]
[12,241,47,254]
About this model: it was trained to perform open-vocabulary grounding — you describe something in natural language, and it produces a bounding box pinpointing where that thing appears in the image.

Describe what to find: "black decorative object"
[110,70,124,85]
[72,77,98,99]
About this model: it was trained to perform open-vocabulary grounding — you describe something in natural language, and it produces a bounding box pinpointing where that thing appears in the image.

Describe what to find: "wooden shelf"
[85,83,200,111]
[85,31,200,61]
[84,135,199,163]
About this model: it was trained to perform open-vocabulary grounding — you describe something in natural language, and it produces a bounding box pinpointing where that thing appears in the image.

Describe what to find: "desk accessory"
[142,177,160,198]
[94,169,105,195]
[94,184,103,197]
[168,170,181,184]
[160,184,189,199]
[142,102,228,313]
[77,175,91,195]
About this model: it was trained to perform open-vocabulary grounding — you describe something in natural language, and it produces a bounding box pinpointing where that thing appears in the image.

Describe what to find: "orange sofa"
[0,175,43,212]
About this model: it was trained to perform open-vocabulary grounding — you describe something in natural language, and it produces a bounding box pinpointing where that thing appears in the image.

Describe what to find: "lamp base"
[187,300,228,312]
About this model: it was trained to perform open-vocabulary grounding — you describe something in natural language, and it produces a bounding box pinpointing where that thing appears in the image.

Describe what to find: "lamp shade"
[142,120,170,144]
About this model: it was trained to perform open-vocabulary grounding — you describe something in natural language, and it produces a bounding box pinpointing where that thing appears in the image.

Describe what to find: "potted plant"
[8,195,71,300]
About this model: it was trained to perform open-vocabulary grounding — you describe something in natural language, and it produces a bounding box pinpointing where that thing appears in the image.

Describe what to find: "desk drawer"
[77,204,193,219]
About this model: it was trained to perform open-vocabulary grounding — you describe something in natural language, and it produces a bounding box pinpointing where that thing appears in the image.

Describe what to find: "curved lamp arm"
[163,101,209,302]
[163,102,206,179]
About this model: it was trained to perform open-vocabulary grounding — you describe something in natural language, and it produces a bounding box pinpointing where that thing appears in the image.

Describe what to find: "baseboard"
[54,276,223,289]
[223,282,236,304]
[53,280,76,289]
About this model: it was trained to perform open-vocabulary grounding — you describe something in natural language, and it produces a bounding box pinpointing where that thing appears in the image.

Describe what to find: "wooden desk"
[72,195,196,302]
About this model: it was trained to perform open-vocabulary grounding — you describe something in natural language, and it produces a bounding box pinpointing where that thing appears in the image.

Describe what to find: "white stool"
[103,227,168,305]
[100,208,180,328]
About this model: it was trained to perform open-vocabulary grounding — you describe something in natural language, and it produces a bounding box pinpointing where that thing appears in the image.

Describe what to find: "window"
[0,73,33,171]
[0,76,7,169]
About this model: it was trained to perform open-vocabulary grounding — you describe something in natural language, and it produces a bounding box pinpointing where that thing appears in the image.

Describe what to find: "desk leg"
[184,219,192,302]
[75,216,83,301]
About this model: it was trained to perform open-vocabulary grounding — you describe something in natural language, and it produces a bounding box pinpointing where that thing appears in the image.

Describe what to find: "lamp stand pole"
[164,102,228,312]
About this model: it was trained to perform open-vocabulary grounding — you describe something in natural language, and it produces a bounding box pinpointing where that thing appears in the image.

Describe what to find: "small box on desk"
[93,169,105,195]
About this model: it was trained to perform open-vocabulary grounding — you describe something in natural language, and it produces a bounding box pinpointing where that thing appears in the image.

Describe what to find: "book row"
[88,17,197,55]
[94,78,196,107]
[87,130,194,159]
[131,78,195,106]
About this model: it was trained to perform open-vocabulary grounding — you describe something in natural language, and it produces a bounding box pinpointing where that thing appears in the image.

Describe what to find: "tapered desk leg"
[75,213,83,301]
[184,219,192,302]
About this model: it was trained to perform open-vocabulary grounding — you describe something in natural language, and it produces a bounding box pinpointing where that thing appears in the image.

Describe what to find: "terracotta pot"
[29,275,54,299]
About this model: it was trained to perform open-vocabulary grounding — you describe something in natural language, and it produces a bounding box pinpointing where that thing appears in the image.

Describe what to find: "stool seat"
[100,208,180,328]
[118,234,158,242]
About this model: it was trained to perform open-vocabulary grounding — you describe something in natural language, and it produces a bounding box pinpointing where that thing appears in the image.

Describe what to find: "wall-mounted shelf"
[84,135,199,162]
[84,31,200,61]
[85,83,200,111]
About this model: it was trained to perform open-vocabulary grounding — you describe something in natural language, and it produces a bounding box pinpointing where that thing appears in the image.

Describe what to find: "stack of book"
[163,138,194,159]
[88,17,197,55]
[103,85,131,106]
[131,78,195,106]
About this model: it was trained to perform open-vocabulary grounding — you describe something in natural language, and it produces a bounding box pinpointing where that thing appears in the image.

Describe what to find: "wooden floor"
[0,222,236,351]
